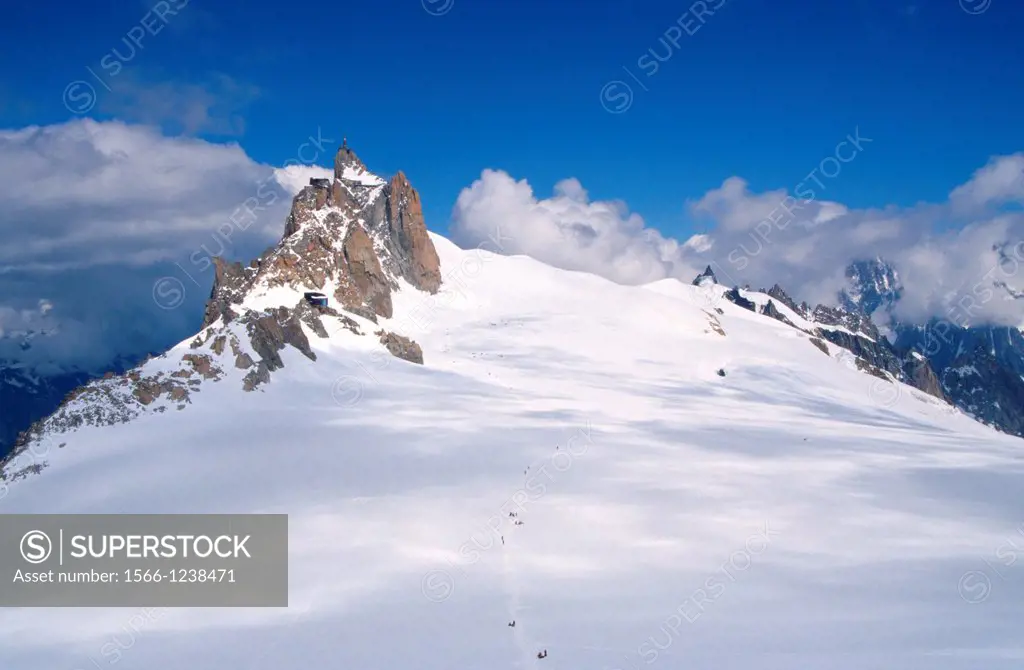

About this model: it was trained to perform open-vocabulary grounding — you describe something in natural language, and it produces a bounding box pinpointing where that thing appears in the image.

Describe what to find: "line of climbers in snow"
[502,466,549,661]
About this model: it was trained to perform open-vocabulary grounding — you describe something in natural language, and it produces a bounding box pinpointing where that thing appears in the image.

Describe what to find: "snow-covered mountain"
[0,360,88,457]
[0,343,152,462]
[0,319,164,462]
[838,257,1024,437]
[3,145,1024,669]
[842,257,902,317]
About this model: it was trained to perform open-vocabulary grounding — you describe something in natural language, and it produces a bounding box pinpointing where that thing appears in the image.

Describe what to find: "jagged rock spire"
[692,265,718,286]
[334,142,368,177]
[767,283,802,315]
[205,136,442,329]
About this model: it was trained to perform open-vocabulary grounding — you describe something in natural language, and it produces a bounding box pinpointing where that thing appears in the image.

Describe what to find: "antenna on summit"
[343,137,348,150]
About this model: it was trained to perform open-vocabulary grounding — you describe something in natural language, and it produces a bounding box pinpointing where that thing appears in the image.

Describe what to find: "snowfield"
[2,234,1023,669]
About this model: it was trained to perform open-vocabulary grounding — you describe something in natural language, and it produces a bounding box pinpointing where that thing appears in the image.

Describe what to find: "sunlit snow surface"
[2,235,1023,669]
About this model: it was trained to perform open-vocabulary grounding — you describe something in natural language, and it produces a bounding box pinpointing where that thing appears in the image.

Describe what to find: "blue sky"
[2,0,1022,239]
[2,0,1024,375]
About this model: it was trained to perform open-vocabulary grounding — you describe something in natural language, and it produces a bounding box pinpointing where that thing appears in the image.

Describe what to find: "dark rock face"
[897,322,1024,377]
[842,258,901,316]
[243,364,272,392]
[203,258,251,328]
[724,287,756,312]
[294,300,329,338]
[940,345,1024,435]
[902,354,947,402]
[808,337,830,356]
[811,304,880,340]
[338,225,393,319]
[379,172,443,293]
[838,257,1024,436]
[377,330,424,365]
[762,300,796,328]
[692,265,718,286]
[766,284,805,317]
[182,354,220,380]
[244,305,316,375]
[896,324,1024,434]
[813,327,903,378]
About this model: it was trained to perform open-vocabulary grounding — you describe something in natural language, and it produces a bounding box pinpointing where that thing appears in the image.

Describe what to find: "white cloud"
[949,154,1024,212]
[0,118,301,272]
[689,176,797,233]
[0,119,326,371]
[448,158,1024,329]
[680,174,1024,327]
[272,164,333,196]
[450,169,699,285]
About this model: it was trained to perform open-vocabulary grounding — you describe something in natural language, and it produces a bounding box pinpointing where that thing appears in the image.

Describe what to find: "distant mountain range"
[844,257,1024,438]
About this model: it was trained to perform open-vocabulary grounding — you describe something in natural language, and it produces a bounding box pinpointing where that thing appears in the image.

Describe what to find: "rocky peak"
[761,299,796,327]
[902,353,947,402]
[5,140,443,468]
[692,265,718,286]
[842,257,902,316]
[380,171,443,293]
[940,344,1024,436]
[723,286,756,312]
[205,140,442,327]
[811,304,880,341]
[766,284,804,317]
[334,140,369,177]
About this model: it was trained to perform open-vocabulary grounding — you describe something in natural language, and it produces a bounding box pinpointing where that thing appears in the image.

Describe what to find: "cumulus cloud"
[450,170,699,285]
[949,154,1024,213]
[273,164,333,196]
[449,154,1024,329]
[0,119,331,371]
[682,162,1024,327]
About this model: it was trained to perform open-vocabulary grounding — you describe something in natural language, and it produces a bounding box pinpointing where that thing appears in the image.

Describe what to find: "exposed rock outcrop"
[902,353,947,402]
[377,330,424,365]
[812,304,880,340]
[204,141,442,329]
[766,284,806,317]
[244,305,316,375]
[692,265,718,286]
[761,299,796,328]
[380,172,443,293]
[940,345,1024,433]
[808,337,830,356]
[724,287,757,312]
[203,257,250,327]
[338,224,393,319]
[813,326,902,379]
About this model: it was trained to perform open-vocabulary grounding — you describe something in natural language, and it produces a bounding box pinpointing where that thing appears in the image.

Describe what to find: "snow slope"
[2,234,1024,669]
